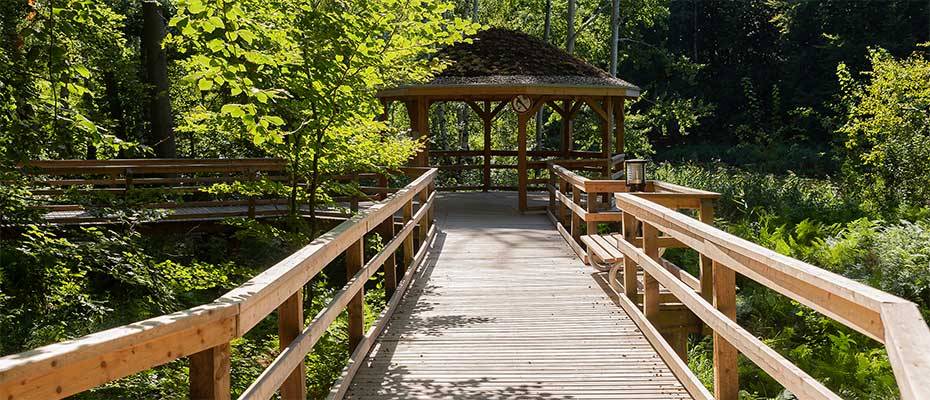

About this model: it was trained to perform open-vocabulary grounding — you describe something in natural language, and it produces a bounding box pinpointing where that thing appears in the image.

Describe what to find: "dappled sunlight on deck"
[344,193,692,399]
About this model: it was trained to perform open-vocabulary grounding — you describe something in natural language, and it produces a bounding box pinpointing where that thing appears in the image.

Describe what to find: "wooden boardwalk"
[344,192,692,399]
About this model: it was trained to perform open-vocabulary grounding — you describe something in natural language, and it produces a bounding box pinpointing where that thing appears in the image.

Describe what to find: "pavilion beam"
[602,97,613,178]
[408,98,430,167]
[615,97,625,156]
[482,101,492,192]
[518,97,548,212]
[560,100,573,157]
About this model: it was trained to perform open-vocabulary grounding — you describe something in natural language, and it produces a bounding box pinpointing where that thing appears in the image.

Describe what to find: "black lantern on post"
[624,159,647,192]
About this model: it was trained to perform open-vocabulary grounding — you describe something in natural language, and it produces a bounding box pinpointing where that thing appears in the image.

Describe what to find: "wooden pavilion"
[377,28,640,212]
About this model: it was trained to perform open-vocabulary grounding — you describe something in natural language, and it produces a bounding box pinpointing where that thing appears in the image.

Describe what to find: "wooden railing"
[547,161,716,263]
[0,167,438,400]
[18,158,392,223]
[548,163,930,400]
[430,149,621,192]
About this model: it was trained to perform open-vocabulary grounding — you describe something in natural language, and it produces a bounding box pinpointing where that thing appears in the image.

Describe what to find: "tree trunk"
[567,0,576,54]
[472,0,479,21]
[536,0,553,150]
[610,0,620,77]
[142,0,176,159]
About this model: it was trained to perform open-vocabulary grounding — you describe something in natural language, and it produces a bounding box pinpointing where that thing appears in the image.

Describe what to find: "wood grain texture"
[344,192,692,399]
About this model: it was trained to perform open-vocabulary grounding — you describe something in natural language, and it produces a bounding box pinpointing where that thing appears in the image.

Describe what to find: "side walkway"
[345,192,692,399]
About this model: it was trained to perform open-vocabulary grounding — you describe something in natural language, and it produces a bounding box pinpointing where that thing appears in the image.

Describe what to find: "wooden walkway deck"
[344,192,692,399]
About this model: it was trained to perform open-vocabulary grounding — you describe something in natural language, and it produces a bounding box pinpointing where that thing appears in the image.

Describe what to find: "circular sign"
[510,95,533,114]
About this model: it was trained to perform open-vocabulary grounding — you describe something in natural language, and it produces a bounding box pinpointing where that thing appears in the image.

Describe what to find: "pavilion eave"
[377,83,640,101]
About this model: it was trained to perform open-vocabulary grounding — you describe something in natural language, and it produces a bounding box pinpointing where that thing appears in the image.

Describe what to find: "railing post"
[346,238,365,351]
[699,199,715,304]
[586,191,598,235]
[621,212,639,301]
[190,343,231,400]
[418,188,429,245]
[402,200,414,274]
[559,179,569,225]
[713,260,739,400]
[277,290,306,399]
[641,223,660,321]
[378,216,397,299]
[571,186,582,244]
[548,170,556,213]
[247,168,256,219]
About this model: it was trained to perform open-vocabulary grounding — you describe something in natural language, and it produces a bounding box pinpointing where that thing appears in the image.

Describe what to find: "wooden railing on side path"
[0,167,439,400]
[548,163,930,400]
[17,158,393,222]
[431,150,622,193]
[547,161,716,264]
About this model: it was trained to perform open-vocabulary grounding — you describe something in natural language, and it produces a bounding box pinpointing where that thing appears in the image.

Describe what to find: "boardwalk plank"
[344,192,693,399]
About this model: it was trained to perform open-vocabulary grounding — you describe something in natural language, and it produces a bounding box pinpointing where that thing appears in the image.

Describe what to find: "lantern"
[624,159,647,192]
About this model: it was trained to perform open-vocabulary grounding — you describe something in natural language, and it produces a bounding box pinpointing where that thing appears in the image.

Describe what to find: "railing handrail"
[613,191,930,399]
[547,161,930,399]
[0,168,439,400]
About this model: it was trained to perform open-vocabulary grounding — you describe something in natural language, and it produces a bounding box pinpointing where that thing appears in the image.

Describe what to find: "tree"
[141,0,176,159]
[838,47,930,213]
[168,0,477,233]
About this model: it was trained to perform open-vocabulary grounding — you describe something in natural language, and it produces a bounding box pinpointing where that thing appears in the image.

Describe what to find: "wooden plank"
[345,192,689,399]
[699,199,715,304]
[517,113,529,212]
[594,274,714,400]
[614,192,893,342]
[277,291,306,400]
[614,237,842,400]
[346,239,365,352]
[239,199,433,400]
[190,343,232,400]
[713,261,738,400]
[882,302,930,400]
[327,224,437,400]
[641,223,661,322]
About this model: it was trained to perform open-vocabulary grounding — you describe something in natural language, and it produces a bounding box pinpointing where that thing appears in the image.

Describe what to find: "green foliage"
[0,0,144,161]
[652,162,862,225]
[838,47,930,214]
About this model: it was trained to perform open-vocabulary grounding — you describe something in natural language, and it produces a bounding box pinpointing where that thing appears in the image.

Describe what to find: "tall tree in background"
[141,0,175,158]
[535,0,552,149]
[610,0,619,77]
[566,0,576,54]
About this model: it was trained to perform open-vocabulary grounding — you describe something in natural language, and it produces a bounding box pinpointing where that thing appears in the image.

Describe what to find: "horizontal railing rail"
[430,149,623,192]
[612,190,930,400]
[0,167,439,400]
[546,162,930,400]
[16,159,391,222]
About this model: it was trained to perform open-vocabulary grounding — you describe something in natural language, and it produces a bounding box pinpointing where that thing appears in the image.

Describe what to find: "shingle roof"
[430,28,638,91]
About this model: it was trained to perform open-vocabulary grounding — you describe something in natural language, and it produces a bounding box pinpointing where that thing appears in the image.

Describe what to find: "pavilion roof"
[378,28,640,99]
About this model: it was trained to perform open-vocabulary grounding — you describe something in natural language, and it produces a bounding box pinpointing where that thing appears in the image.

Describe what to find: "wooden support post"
[586,191,598,235]
[482,102,492,192]
[699,199,716,304]
[378,217,397,298]
[641,223,660,321]
[518,112,529,212]
[418,188,429,244]
[548,174,556,213]
[277,291,306,400]
[601,97,613,177]
[402,200,414,272]
[571,186,582,244]
[406,99,430,167]
[190,343,231,400]
[713,260,739,400]
[621,212,638,300]
[561,100,572,157]
[346,238,365,351]
[615,97,625,157]
[559,179,570,225]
